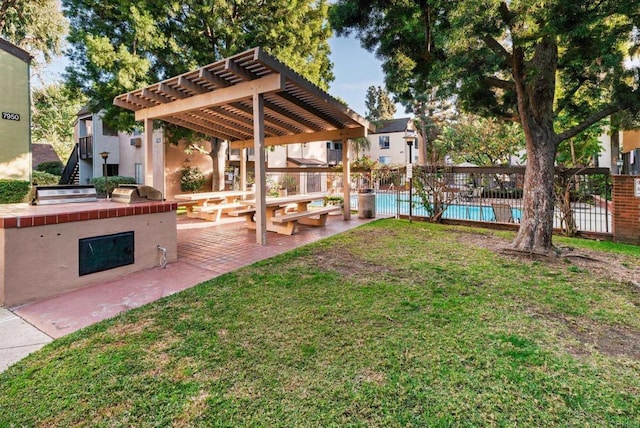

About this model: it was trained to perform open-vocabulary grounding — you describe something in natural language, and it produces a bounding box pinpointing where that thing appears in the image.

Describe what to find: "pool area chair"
[491,203,515,223]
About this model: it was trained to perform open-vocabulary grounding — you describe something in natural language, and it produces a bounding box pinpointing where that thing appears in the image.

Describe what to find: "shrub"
[0,179,30,203]
[36,161,63,176]
[32,171,60,186]
[91,176,136,197]
[180,166,206,192]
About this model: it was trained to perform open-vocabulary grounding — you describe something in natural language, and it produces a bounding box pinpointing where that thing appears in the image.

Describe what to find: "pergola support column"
[253,93,267,245]
[342,137,351,220]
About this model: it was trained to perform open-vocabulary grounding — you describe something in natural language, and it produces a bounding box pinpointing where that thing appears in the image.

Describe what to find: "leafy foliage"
[364,85,396,122]
[0,0,65,64]
[91,176,136,197]
[32,170,60,185]
[63,0,334,132]
[0,179,30,203]
[31,83,87,161]
[436,115,525,166]
[179,166,206,193]
[35,161,63,176]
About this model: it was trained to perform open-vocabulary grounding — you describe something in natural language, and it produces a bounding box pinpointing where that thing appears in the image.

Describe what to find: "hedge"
[0,179,31,204]
[32,171,61,186]
[91,176,136,196]
[36,161,63,176]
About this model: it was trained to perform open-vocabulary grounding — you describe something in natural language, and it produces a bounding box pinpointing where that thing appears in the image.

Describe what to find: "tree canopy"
[31,83,87,161]
[364,85,396,122]
[436,115,525,167]
[64,0,334,131]
[0,0,66,63]
[331,0,640,253]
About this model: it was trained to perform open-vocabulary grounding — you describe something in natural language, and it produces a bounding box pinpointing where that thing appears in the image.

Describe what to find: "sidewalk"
[1,214,375,372]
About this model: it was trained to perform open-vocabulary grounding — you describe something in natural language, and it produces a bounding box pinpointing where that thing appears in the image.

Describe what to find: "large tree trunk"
[208,138,227,191]
[512,129,557,254]
[511,36,559,254]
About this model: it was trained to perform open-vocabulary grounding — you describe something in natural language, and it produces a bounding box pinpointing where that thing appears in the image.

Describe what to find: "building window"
[135,163,143,184]
[379,156,391,165]
[379,136,390,149]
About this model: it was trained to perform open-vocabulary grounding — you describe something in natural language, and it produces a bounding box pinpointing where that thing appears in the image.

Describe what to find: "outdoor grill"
[111,184,163,204]
[34,185,98,205]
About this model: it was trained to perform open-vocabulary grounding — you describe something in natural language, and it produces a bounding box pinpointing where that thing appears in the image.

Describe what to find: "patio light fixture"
[403,130,417,222]
[100,151,110,200]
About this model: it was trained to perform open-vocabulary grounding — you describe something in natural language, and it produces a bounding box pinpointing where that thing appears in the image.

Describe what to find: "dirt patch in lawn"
[456,231,640,288]
[528,309,640,360]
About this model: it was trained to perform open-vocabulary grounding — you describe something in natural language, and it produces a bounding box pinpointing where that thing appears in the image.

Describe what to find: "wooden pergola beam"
[135,73,284,121]
[230,126,366,149]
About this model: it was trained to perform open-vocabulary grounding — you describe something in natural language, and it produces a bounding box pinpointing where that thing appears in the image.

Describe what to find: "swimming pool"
[350,192,522,222]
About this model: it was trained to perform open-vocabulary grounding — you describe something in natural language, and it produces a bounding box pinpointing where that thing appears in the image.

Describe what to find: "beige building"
[0,39,32,180]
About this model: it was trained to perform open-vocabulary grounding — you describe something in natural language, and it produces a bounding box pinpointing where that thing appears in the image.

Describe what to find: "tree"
[64,0,333,190]
[64,0,333,131]
[331,1,640,254]
[0,0,65,64]
[31,83,87,161]
[436,114,525,166]
[364,85,396,122]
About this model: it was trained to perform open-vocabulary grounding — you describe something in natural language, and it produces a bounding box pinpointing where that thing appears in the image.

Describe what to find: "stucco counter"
[0,200,178,307]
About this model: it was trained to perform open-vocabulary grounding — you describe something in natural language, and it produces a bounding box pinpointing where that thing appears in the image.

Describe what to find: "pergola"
[114,47,372,245]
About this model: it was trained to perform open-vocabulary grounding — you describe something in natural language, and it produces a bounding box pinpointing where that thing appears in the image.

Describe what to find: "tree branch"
[554,76,588,116]
[556,104,621,142]
[483,36,512,67]
[484,76,515,91]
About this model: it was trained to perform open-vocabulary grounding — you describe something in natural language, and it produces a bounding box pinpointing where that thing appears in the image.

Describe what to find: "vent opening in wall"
[79,231,134,276]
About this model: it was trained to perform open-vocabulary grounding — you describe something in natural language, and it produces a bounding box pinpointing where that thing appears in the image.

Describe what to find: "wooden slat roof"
[114,47,372,148]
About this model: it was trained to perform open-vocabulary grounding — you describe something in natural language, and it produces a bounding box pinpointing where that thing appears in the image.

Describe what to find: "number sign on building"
[2,112,20,121]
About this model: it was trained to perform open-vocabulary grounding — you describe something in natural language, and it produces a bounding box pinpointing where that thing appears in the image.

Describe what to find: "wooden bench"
[193,202,245,222]
[271,206,341,227]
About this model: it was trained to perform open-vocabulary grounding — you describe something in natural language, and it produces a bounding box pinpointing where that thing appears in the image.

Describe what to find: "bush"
[180,166,206,192]
[0,179,30,203]
[32,171,61,186]
[36,161,63,176]
[91,176,136,197]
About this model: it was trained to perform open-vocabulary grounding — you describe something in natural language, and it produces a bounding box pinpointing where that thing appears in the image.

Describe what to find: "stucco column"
[144,119,154,187]
[152,129,165,197]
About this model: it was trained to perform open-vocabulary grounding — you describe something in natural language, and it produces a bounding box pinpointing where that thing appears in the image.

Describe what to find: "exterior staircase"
[59,144,80,185]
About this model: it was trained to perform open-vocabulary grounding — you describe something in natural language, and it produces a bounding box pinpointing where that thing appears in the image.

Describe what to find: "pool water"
[350,192,521,222]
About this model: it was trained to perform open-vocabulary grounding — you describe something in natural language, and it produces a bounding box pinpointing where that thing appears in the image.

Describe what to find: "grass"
[1,220,639,426]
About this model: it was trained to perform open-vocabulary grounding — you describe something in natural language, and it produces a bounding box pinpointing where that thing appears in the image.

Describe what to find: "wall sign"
[2,112,20,121]
[635,178,640,198]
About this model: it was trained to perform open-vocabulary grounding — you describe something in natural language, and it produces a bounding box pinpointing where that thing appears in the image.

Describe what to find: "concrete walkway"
[1,214,375,372]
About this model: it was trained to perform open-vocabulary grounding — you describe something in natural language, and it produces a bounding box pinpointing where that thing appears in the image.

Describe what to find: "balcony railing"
[79,135,93,159]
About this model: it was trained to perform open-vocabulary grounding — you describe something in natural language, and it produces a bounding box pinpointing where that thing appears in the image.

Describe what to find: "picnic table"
[174,190,254,222]
[232,193,340,235]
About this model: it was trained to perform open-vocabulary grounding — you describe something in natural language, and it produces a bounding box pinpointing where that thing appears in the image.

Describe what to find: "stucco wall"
[0,48,30,180]
[164,141,214,199]
[0,210,177,307]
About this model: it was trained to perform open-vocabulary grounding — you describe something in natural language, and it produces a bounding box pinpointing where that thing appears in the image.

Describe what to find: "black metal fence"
[260,166,612,235]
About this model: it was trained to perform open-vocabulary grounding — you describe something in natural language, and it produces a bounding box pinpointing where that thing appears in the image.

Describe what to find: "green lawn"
[1,220,639,427]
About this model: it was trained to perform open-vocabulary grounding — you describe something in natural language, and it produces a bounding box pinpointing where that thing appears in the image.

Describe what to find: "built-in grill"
[34,185,98,205]
[111,184,163,204]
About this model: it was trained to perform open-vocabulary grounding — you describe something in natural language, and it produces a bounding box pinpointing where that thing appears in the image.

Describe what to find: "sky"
[39,34,405,119]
